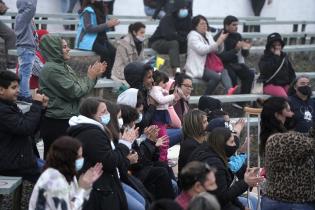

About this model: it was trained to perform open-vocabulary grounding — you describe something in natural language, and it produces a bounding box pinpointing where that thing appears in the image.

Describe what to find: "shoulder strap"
[265,57,286,83]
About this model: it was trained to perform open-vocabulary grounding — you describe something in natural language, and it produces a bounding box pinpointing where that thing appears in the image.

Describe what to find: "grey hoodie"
[15,0,37,49]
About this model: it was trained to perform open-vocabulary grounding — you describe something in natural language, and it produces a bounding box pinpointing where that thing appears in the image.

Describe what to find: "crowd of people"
[0,0,314,210]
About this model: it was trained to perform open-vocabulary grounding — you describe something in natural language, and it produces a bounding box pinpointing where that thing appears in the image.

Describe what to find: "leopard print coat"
[265,131,315,202]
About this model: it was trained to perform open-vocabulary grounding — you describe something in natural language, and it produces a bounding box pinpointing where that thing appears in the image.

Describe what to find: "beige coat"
[111,33,145,83]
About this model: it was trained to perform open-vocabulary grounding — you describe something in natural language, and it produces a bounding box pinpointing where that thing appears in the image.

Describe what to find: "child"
[0,70,48,182]
[149,71,180,162]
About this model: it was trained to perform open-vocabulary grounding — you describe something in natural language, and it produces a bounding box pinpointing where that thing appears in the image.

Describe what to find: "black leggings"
[40,116,70,159]
[92,37,116,78]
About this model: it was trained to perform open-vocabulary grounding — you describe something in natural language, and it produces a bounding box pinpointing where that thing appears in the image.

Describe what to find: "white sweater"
[149,86,175,110]
[185,30,221,78]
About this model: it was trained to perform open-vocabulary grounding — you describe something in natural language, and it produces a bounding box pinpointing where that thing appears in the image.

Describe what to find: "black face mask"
[297,86,312,97]
[224,145,238,157]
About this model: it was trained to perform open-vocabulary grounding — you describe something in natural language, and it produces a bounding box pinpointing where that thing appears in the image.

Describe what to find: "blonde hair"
[182,109,207,140]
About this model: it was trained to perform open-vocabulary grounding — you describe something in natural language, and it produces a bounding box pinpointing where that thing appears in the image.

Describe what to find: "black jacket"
[178,137,201,174]
[68,123,129,210]
[259,51,296,86]
[215,31,249,65]
[0,99,44,173]
[149,13,191,46]
[189,143,248,210]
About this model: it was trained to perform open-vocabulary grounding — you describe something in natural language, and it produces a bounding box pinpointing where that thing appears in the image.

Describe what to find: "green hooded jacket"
[39,35,96,119]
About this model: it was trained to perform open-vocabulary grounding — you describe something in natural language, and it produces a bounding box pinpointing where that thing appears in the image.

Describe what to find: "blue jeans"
[167,128,182,147]
[261,196,315,210]
[122,183,146,210]
[238,192,258,210]
[17,47,35,98]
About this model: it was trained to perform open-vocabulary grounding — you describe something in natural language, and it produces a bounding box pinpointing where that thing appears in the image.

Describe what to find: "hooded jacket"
[117,88,139,108]
[148,0,191,46]
[39,35,96,119]
[124,62,156,132]
[189,143,247,210]
[67,115,129,210]
[258,37,296,86]
[15,0,37,49]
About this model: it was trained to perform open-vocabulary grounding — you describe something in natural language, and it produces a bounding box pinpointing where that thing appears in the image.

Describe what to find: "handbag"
[205,52,224,73]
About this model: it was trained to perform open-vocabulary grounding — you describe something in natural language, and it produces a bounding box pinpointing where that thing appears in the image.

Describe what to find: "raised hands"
[155,135,168,147]
[244,167,264,187]
[33,89,49,107]
[122,125,139,143]
[87,61,107,80]
[78,162,103,190]
[144,125,159,142]
[106,18,120,28]
[217,30,229,45]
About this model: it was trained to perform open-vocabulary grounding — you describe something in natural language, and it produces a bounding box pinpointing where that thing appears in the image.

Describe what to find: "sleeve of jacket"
[209,158,248,204]
[45,67,96,102]
[218,47,239,63]
[286,56,296,83]
[83,12,108,33]
[140,139,160,165]
[83,128,130,174]
[188,32,218,56]
[149,87,175,105]
[2,101,44,136]
[18,0,36,23]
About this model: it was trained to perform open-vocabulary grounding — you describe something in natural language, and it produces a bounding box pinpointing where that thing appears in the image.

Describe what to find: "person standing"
[15,0,37,102]
[0,0,17,72]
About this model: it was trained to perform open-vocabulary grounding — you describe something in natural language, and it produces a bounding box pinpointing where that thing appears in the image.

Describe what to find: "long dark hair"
[287,75,310,96]
[45,136,82,183]
[191,15,210,31]
[106,101,121,142]
[207,127,232,166]
[81,0,106,24]
[260,97,288,157]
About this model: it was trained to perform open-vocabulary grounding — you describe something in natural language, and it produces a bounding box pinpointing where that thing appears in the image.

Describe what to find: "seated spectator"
[112,22,146,84]
[187,192,220,210]
[259,32,296,98]
[39,35,106,158]
[172,73,192,123]
[178,109,208,174]
[189,127,264,210]
[149,0,191,75]
[76,0,119,78]
[29,136,103,210]
[0,70,48,182]
[176,161,218,210]
[185,15,232,95]
[288,76,315,133]
[68,97,145,210]
[215,15,254,107]
[260,97,315,210]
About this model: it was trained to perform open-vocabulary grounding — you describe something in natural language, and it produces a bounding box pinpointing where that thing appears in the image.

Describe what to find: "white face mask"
[135,113,143,124]
[75,158,84,171]
[118,118,124,129]
[136,35,145,42]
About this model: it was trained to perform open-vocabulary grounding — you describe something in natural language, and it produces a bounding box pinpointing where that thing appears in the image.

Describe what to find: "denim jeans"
[17,47,35,98]
[167,128,182,147]
[261,196,315,210]
[238,192,259,210]
[122,182,146,210]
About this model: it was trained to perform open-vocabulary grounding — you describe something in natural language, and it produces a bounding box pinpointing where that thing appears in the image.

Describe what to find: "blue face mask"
[135,113,143,124]
[75,158,84,171]
[101,113,111,125]
[178,9,188,18]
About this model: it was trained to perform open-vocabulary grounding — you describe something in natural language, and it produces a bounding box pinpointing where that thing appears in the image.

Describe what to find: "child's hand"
[155,135,168,147]
[122,125,139,143]
[144,125,159,142]
[173,91,180,101]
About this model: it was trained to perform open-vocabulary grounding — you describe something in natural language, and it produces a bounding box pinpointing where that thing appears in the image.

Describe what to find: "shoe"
[7,68,16,73]
[227,85,239,95]
[17,95,33,103]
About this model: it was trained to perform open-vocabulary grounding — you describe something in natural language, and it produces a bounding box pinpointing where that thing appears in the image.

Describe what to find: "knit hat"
[265,32,285,50]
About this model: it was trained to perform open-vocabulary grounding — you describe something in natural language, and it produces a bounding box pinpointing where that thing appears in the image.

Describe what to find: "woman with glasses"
[173,73,193,123]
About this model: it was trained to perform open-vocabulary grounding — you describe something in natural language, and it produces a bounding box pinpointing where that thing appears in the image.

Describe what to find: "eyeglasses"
[181,83,193,89]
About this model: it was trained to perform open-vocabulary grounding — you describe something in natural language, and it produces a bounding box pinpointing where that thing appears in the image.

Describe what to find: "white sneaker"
[7,68,16,73]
